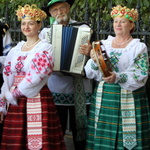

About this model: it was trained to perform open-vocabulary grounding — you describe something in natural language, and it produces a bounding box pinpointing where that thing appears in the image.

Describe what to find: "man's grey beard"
[56,14,69,24]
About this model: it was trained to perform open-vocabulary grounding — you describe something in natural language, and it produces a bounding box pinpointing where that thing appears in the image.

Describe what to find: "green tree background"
[70,0,150,24]
[0,0,149,26]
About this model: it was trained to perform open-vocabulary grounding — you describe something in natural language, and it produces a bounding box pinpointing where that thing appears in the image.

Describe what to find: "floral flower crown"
[16,4,47,21]
[111,5,138,22]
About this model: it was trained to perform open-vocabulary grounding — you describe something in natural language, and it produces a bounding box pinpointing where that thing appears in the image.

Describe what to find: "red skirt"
[0,85,66,150]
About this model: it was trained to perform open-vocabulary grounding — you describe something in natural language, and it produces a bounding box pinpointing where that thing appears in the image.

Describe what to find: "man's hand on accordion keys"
[79,40,92,56]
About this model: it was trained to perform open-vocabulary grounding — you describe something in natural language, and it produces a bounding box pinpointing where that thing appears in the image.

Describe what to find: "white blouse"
[1,39,54,103]
[84,35,149,91]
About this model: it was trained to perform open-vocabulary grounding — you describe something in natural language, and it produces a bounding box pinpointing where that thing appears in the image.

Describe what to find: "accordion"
[92,41,112,77]
[52,24,92,75]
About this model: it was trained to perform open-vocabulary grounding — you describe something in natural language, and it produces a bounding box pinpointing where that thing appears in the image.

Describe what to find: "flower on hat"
[16,4,47,21]
[111,5,138,22]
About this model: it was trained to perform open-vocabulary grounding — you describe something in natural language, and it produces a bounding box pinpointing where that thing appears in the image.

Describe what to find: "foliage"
[0,0,48,23]
[0,0,149,27]
[70,0,150,26]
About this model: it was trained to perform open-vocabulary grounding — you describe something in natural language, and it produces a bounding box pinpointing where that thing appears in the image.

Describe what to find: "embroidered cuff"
[0,97,7,114]
[91,61,99,70]
[12,87,24,99]
[115,73,128,83]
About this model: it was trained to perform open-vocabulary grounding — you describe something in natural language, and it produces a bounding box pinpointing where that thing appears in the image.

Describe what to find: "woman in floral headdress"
[0,4,66,150]
[85,5,150,150]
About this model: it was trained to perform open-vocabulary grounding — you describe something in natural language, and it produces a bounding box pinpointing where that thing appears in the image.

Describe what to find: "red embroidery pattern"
[31,51,53,75]
[27,114,42,122]
[4,62,12,76]
[15,56,27,75]
[0,97,5,109]
[12,87,24,99]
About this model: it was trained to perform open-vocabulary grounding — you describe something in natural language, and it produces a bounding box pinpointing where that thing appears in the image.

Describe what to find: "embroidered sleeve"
[115,43,149,91]
[18,49,54,97]
[12,87,24,99]
[91,61,99,70]
[31,51,53,75]
[84,58,103,81]
[1,48,15,98]
[0,96,7,114]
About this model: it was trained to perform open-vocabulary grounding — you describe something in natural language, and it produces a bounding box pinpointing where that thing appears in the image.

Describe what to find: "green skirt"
[86,82,150,150]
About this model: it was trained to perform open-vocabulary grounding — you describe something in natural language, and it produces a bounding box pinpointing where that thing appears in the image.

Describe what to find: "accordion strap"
[73,76,87,141]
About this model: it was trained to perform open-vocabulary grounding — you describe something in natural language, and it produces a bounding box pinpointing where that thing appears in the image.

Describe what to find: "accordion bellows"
[52,24,92,75]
